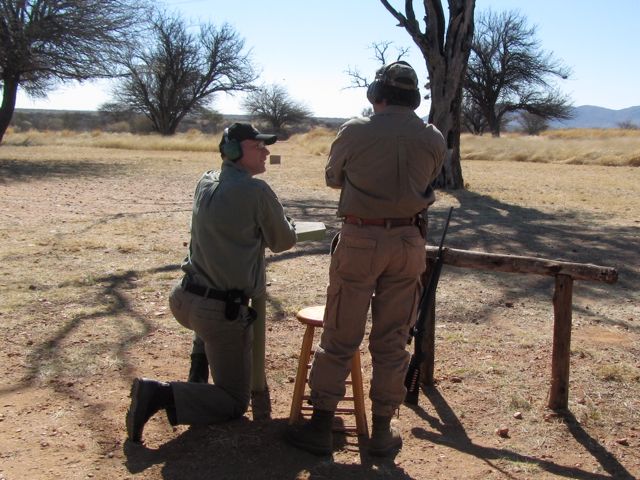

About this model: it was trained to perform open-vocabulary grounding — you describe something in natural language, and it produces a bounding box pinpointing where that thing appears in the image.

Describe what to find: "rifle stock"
[404,207,453,405]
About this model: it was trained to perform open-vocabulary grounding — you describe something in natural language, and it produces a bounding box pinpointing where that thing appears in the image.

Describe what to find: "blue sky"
[15,0,640,118]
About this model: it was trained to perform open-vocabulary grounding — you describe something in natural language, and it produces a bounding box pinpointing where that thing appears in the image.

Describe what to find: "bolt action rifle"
[404,207,453,405]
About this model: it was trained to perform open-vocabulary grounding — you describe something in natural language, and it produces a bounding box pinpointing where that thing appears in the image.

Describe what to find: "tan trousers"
[309,223,426,417]
[168,283,254,425]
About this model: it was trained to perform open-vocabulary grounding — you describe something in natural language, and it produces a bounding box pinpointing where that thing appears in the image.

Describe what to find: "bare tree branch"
[344,41,411,90]
[108,12,257,135]
[0,0,147,142]
[464,9,573,136]
[242,84,313,134]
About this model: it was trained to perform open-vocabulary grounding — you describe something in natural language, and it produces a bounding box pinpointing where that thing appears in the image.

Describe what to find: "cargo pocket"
[335,235,377,280]
[402,235,427,277]
[323,284,341,330]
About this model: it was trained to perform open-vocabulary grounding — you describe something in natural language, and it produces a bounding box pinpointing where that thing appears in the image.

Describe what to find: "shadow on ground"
[123,418,414,480]
[0,158,124,183]
[407,387,636,480]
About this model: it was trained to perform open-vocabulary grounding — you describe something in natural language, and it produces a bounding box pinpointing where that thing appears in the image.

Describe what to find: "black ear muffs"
[366,61,421,109]
[367,65,388,105]
[221,128,243,161]
[366,79,384,105]
[408,90,421,110]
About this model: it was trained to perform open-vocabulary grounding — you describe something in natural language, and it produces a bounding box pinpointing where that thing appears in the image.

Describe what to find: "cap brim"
[255,134,277,145]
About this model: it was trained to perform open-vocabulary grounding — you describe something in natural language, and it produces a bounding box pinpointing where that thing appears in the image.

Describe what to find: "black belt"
[182,280,249,306]
[343,215,417,228]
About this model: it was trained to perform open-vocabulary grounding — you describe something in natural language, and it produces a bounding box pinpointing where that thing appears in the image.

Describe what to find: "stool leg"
[350,350,369,437]
[289,325,315,424]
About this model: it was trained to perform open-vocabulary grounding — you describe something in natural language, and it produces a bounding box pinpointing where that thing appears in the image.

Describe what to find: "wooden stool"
[288,305,368,437]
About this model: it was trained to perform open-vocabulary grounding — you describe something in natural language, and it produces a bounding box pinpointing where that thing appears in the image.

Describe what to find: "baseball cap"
[379,61,419,91]
[224,123,277,145]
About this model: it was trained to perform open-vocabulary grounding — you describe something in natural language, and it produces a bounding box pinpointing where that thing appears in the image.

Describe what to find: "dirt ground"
[0,140,639,480]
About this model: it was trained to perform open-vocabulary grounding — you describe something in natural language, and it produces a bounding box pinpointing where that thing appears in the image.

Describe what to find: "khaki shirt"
[326,105,446,218]
[181,160,296,298]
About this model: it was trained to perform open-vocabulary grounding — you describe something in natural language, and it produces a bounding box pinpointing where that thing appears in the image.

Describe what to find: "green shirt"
[181,160,296,298]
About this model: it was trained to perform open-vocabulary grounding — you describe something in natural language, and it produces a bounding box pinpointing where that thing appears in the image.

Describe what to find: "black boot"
[284,408,334,456]
[368,414,402,457]
[187,353,209,383]
[126,378,175,443]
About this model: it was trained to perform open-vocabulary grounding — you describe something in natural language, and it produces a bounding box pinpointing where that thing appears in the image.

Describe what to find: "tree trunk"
[429,80,466,188]
[488,110,501,137]
[380,0,476,190]
[0,74,20,145]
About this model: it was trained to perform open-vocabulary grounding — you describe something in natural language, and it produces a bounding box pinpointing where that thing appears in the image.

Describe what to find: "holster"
[224,290,245,321]
[417,211,428,239]
[224,290,258,327]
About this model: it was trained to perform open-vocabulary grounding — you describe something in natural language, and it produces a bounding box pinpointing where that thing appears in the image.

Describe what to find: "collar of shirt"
[374,104,417,116]
[220,159,251,180]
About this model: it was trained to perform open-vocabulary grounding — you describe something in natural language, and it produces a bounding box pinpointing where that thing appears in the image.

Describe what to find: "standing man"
[285,61,446,456]
[126,123,296,443]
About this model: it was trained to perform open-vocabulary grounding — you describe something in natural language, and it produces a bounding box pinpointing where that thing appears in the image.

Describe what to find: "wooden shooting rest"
[420,246,618,410]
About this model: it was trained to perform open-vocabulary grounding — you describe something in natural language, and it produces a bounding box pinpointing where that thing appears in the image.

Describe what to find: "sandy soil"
[0,142,638,480]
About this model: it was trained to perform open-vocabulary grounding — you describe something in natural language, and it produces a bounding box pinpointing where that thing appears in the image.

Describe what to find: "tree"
[381,1,476,189]
[345,41,410,90]
[517,112,549,135]
[464,9,572,137]
[242,84,312,134]
[461,93,487,134]
[108,12,257,135]
[0,0,144,143]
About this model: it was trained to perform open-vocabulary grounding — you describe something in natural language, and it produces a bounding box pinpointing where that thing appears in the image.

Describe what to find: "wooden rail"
[421,246,618,410]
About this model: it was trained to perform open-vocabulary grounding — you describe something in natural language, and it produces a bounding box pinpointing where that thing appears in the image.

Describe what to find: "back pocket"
[402,235,427,277]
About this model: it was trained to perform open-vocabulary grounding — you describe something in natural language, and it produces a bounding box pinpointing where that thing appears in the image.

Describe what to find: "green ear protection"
[221,128,243,161]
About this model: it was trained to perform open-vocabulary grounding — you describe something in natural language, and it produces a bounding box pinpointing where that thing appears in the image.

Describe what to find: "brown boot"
[284,409,334,456]
[368,414,402,457]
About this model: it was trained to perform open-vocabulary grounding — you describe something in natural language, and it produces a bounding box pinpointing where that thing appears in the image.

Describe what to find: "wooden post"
[418,245,617,409]
[548,274,574,410]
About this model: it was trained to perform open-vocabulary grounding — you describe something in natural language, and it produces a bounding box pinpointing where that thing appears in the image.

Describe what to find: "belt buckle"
[384,219,391,229]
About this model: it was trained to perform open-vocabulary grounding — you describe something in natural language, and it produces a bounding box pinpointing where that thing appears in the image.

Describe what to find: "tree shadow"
[424,189,638,332]
[441,189,637,291]
[123,418,415,480]
[407,387,636,480]
[0,158,124,183]
[0,264,183,396]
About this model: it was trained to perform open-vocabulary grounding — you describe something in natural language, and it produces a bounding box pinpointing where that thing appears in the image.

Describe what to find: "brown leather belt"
[343,215,417,228]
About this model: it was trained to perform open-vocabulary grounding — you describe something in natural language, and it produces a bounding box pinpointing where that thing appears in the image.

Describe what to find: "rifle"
[404,207,453,405]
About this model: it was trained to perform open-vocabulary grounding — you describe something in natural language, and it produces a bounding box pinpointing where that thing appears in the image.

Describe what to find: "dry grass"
[461,130,640,167]
[4,126,640,167]
[3,127,220,152]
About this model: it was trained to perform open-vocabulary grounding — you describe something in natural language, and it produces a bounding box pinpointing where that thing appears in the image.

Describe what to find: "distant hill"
[550,105,640,129]
[11,106,640,133]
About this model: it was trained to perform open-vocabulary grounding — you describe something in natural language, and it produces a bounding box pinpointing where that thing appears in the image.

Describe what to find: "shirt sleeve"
[325,124,350,189]
[257,185,297,253]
